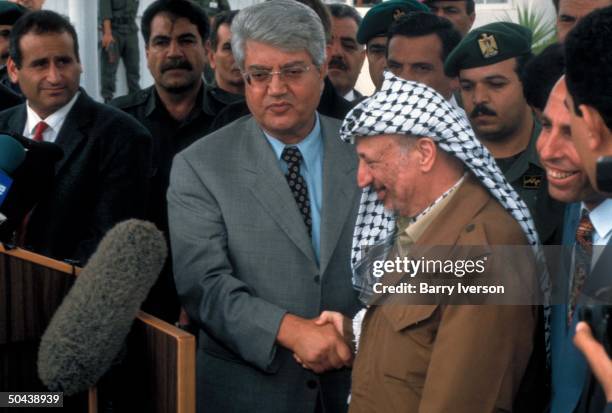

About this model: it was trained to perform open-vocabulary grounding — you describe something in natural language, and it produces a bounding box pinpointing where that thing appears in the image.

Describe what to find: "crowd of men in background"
[0,0,611,412]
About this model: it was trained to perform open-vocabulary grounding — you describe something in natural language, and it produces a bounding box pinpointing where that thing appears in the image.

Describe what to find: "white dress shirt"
[23,91,80,143]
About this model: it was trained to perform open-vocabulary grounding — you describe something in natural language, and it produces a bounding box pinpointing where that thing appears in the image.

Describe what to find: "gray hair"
[231,0,327,70]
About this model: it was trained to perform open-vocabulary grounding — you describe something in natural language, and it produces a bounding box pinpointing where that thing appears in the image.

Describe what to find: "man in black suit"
[0,10,152,265]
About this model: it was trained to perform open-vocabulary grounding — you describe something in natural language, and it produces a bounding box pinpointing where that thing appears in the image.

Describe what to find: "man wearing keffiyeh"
[319,72,545,412]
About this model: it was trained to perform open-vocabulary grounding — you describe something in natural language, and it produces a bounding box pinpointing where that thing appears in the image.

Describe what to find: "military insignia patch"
[478,33,499,58]
[523,175,542,189]
[393,8,406,21]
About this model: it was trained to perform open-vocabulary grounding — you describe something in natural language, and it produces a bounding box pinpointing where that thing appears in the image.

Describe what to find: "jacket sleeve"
[75,121,152,263]
[99,0,113,21]
[167,152,287,373]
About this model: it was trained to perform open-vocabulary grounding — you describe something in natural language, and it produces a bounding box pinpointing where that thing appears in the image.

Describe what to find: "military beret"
[357,0,430,44]
[0,2,27,25]
[444,22,532,77]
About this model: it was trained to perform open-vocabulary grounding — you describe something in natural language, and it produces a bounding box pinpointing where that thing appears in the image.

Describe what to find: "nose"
[267,71,288,96]
[167,39,183,58]
[46,62,61,83]
[357,159,373,188]
[536,128,559,163]
[472,83,489,105]
[329,39,342,59]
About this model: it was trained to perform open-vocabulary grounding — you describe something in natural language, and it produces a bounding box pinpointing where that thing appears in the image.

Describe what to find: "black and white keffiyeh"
[341,72,551,358]
[341,72,540,258]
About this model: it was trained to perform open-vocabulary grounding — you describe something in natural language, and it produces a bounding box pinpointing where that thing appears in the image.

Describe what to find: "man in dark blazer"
[168,2,361,412]
[0,10,151,265]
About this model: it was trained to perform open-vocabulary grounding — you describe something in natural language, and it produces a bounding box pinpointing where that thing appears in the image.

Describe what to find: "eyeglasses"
[242,65,312,86]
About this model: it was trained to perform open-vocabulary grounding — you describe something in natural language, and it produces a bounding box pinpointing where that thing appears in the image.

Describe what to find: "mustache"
[161,59,193,73]
[328,56,348,71]
[470,104,497,118]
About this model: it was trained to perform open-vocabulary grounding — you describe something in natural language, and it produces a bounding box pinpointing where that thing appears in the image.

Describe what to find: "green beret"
[357,0,430,44]
[444,22,532,77]
[0,2,27,25]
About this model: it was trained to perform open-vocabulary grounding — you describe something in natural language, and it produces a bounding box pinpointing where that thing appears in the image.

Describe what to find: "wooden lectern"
[0,244,195,413]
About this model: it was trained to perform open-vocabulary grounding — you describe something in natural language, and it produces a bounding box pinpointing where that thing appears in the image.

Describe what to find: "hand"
[102,31,115,50]
[277,314,352,374]
[314,310,347,338]
[573,321,612,402]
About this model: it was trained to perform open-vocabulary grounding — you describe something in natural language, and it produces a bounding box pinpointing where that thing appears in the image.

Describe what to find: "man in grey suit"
[167,1,362,412]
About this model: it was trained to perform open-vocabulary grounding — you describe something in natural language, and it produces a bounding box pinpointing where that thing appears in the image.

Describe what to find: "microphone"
[37,219,167,395]
[0,134,27,208]
[0,132,63,240]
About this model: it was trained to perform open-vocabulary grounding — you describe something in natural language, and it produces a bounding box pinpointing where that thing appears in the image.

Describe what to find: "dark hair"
[424,0,475,15]
[565,5,612,130]
[293,0,332,43]
[387,12,461,62]
[466,0,475,15]
[9,10,79,68]
[521,43,564,111]
[327,3,362,26]
[210,10,238,51]
[552,0,559,13]
[514,52,534,85]
[141,0,210,45]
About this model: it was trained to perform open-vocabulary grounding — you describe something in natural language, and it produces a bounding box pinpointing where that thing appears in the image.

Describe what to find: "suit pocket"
[377,305,439,385]
[380,305,437,332]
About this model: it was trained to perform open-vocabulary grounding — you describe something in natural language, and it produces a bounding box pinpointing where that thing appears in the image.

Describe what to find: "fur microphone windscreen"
[37,219,167,395]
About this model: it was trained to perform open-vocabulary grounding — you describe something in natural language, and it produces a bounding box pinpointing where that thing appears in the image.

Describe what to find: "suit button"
[465,224,475,233]
[314,274,320,283]
[307,379,317,389]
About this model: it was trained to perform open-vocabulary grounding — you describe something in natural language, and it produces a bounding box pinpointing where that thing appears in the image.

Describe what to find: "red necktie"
[32,121,49,142]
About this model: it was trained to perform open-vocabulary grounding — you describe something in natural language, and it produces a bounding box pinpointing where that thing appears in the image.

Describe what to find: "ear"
[416,137,437,172]
[7,57,19,84]
[580,104,607,151]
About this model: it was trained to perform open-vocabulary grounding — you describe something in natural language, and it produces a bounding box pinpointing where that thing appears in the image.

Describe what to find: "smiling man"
[339,73,538,413]
[536,75,610,413]
[0,10,151,264]
[445,22,564,244]
[168,1,362,412]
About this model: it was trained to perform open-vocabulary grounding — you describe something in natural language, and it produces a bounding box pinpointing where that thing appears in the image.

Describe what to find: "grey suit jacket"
[168,114,362,413]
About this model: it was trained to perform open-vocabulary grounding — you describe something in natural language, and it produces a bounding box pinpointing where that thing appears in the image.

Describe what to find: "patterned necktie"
[568,211,594,324]
[32,121,49,142]
[282,146,312,237]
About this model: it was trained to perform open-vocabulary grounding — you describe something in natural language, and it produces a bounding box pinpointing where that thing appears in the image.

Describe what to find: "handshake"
[277,311,354,374]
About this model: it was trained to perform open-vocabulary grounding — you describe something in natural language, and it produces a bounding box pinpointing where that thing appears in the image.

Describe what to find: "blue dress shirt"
[263,114,323,263]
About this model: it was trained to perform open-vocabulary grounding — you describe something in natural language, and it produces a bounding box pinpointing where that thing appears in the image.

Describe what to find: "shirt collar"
[583,198,612,241]
[25,91,80,135]
[343,90,356,102]
[263,113,322,174]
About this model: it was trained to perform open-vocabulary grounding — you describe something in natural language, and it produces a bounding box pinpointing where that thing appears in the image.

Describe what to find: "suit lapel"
[4,104,27,134]
[319,116,357,275]
[54,91,92,174]
[241,118,317,264]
